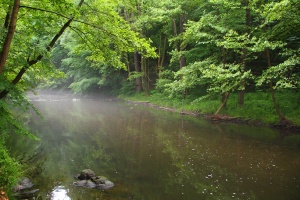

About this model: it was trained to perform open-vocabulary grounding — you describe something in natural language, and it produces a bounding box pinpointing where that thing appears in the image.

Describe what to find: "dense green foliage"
[0,0,299,196]
[0,0,155,195]
[43,0,299,126]
[121,90,300,125]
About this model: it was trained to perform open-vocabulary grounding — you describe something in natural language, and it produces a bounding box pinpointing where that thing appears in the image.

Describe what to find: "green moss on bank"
[119,91,300,126]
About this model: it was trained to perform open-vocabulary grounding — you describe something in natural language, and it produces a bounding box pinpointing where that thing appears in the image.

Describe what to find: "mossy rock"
[76,169,96,180]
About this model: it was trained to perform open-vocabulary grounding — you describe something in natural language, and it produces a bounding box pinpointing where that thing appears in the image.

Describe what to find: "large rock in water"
[13,177,33,191]
[12,177,39,199]
[76,169,96,180]
[91,176,114,190]
[74,180,96,188]
[74,169,114,190]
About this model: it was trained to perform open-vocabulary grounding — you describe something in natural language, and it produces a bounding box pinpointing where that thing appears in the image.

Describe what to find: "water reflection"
[8,93,300,200]
[50,186,71,200]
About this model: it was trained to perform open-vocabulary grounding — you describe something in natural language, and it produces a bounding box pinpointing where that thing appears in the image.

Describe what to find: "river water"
[9,93,300,200]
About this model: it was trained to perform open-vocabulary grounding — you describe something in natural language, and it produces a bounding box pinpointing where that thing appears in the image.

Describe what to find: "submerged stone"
[13,177,34,191]
[91,176,107,184]
[96,180,114,190]
[73,180,96,188]
[74,169,114,190]
[77,169,96,180]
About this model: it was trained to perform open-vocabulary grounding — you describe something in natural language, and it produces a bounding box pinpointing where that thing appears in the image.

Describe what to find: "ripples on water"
[9,92,300,200]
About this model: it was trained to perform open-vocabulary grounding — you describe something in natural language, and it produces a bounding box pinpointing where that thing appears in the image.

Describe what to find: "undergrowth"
[119,90,300,126]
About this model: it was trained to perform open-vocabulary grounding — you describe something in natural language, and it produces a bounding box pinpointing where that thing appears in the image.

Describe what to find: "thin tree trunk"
[157,33,167,76]
[134,52,142,93]
[0,0,20,74]
[265,48,286,123]
[172,17,180,57]
[238,88,245,106]
[141,56,149,95]
[222,92,228,107]
[238,0,251,107]
[215,92,229,115]
[179,14,186,69]
[269,81,285,121]
[3,5,12,29]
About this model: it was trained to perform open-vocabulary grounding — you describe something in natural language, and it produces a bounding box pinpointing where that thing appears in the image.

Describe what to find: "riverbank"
[119,91,300,130]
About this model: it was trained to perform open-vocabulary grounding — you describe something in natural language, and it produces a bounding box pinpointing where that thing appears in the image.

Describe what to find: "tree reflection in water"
[8,93,300,200]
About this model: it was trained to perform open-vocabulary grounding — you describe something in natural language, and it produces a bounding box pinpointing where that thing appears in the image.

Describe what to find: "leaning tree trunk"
[215,92,229,115]
[265,48,288,125]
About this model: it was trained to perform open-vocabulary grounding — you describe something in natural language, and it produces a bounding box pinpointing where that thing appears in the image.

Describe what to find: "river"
[9,92,300,200]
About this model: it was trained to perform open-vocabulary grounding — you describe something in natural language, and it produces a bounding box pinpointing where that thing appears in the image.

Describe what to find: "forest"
[0,0,299,197]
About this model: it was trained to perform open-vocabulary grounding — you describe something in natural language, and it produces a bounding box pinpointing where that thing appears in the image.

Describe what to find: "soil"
[0,191,8,200]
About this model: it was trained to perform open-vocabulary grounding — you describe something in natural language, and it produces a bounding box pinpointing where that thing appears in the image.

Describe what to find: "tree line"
[50,0,299,124]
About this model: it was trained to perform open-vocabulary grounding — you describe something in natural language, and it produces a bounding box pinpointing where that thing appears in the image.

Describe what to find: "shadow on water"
[7,91,300,200]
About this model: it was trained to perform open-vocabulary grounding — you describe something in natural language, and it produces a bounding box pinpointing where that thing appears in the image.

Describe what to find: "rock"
[74,169,114,190]
[13,177,33,191]
[90,176,114,190]
[84,180,96,188]
[12,178,38,199]
[90,176,107,184]
[97,180,114,190]
[12,189,39,198]
[77,169,96,180]
[73,180,96,188]
[73,180,87,187]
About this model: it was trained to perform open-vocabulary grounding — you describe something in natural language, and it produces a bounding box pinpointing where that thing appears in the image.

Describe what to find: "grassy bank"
[119,90,300,126]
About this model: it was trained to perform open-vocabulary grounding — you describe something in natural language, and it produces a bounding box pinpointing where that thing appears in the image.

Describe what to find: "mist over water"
[10,91,300,199]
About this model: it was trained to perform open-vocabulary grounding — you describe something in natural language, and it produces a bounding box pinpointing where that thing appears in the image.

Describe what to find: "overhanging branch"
[20,4,107,30]
[0,0,85,99]
[20,5,71,19]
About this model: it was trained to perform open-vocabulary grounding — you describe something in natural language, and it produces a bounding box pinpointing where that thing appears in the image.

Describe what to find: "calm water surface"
[10,93,300,200]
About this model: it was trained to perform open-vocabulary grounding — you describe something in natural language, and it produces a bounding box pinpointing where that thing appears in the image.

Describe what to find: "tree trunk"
[0,0,85,99]
[172,19,178,40]
[0,0,20,74]
[141,56,149,95]
[265,48,286,123]
[134,52,142,93]
[238,0,251,107]
[222,92,228,107]
[238,88,245,106]
[269,81,285,121]
[157,33,167,76]
[3,5,12,29]
[179,14,186,69]
[215,92,229,115]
